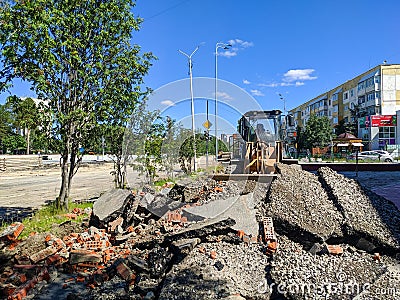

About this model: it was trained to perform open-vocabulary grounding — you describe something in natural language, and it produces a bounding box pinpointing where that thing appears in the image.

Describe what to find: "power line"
[145,0,192,21]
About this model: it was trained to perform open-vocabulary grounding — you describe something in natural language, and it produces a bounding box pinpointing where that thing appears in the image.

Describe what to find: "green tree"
[0,0,154,209]
[303,114,333,150]
[295,125,305,153]
[5,96,39,154]
[0,103,13,150]
[2,133,26,153]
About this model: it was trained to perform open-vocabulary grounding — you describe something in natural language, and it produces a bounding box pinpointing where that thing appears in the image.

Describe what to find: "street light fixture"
[215,42,231,161]
[279,93,286,115]
[179,46,200,172]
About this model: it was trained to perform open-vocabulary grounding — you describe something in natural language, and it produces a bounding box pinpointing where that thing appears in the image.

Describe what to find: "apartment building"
[289,64,400,150]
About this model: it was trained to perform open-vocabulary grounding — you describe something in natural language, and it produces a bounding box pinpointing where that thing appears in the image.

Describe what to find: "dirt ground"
[0,162,145,209]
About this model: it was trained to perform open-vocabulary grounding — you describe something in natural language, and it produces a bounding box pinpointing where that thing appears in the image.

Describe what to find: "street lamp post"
[215,42,231,161]
[279,93,287,154]
[179,46,200,172]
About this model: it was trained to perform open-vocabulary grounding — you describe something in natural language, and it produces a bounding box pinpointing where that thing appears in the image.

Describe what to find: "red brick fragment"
[210,251,217,259]
[326,245,343,255]
[30,246,59,264]
[373,252,381,262]
[0,223,24,242]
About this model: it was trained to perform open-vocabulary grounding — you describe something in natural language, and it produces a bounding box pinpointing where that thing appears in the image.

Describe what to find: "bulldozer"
[228,109,296,174]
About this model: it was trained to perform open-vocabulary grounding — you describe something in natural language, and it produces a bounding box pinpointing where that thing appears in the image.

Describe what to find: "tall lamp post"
[279,93,287,154]
[215,42,231,161]
[179,46,200,172]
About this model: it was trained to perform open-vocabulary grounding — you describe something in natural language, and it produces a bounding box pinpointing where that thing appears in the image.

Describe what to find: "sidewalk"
[371,185,400,210]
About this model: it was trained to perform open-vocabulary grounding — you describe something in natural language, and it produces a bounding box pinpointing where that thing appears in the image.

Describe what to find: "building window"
[358,95,365,104]
[375,91,381,99]
[367,93,375,101]
[344,105,348,111]
[358,81,365,91]
[375,76,380,83]
[333,117,338,124]
[378,126,396,146]
[344,92,348,100]
[366,77,374,88]
[350,89,354,97]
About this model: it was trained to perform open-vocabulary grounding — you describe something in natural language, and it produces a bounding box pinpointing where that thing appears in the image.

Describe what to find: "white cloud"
[218,50,237,58]
[243,79,251,85]
[218,38,253,58]
[161,100,175,106]
[250,89,264,97]
[214,91,233,100]
[283,69,317,82]
[228,39,254,48]
[258,82,279,88]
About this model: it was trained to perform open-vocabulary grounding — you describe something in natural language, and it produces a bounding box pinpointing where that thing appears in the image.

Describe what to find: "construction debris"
[0,167,399,299]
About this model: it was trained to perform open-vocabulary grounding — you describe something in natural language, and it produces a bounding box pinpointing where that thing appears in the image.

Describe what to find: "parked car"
[372,150,392,157]
[347,151,394,162]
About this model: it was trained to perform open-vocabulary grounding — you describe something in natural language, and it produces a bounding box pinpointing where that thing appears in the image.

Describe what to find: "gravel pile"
[355,257,400,300]
[270,235,389,300]
[159,241,270,300]
[264,164,343,246]
[318,167,400,252]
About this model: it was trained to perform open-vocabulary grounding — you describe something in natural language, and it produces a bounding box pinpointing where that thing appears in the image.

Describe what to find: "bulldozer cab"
[238,110,282,144]
[236,110,283,174]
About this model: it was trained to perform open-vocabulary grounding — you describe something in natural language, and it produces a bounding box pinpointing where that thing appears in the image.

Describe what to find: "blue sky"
[2,0,400,134]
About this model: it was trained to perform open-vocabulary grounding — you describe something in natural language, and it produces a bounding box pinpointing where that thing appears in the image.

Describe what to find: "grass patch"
[154,178,175,187]
[1,201,93,239]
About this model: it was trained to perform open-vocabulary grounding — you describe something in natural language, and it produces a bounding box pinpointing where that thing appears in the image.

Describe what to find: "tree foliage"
[303,114,333,149]
[0,103,12,146]
[0,0,154,209]
[5,96,39,154]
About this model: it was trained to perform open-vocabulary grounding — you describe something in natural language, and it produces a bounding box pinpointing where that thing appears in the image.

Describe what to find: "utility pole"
[179,46,200,172]
[215,42,231,161]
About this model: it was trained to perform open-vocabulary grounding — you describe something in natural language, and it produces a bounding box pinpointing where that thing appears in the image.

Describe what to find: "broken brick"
[214,186,223,193]
[0,223,24,242]
[262,217,276,243]
[8,268,50,300]
[69,250,102,265]
[266,241,278,256]
[210,251,217,259]
[326,245,343,255]
[110,258,136,285]
[108,217,124,233]
[30,246,59,264]
[373,252,381,262]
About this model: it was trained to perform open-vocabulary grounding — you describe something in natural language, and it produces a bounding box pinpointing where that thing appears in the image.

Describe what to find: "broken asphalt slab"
[182,194,259,237]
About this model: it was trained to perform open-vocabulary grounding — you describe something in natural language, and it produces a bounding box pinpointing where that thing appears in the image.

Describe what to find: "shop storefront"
[358,115,397,150]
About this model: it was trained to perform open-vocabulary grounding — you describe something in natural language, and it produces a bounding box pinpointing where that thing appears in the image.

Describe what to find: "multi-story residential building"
[289,64,400,150]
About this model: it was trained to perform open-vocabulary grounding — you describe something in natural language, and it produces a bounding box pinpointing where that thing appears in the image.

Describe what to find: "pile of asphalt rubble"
[1,164,399,300]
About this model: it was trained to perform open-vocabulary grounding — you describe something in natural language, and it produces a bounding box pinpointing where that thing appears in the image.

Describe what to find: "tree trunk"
[58,149,69,210]
[26,128,30,155]
[67,150,76,201]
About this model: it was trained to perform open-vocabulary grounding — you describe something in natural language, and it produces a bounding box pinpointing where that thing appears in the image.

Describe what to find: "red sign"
[370,115,396,127]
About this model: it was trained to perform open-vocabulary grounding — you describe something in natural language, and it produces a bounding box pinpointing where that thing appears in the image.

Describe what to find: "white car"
[348,151,393,162]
